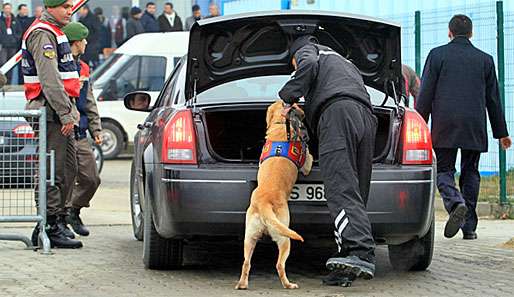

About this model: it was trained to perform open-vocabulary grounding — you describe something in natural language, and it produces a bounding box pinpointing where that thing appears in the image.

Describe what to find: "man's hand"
[500,137,512,150]
[94,134,102,145]
[61,122,75,136]
[281,103,301,118]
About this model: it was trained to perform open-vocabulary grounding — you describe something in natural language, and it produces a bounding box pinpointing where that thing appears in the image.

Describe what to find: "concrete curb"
[435,198,513,219]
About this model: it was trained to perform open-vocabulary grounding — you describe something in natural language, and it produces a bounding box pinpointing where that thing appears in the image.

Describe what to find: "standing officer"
[279,35,377,285]
[61,22,102,237]
[24,0,82,249]
[416,15,511,240]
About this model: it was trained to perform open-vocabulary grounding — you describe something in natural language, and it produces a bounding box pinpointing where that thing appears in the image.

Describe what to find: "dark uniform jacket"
[415,37,509,152]
[278,43,371,131]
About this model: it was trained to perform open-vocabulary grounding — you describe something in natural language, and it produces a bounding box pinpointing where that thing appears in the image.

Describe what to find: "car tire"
[130,160,144,241]
[388,215,434,271]
[92,142,104,174]
[100,122,124,159]
[142,186,183,270]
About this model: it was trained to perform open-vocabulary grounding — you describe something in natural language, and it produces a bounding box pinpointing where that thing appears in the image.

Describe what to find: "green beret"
[62,22,89,42]
[44,0,68,7]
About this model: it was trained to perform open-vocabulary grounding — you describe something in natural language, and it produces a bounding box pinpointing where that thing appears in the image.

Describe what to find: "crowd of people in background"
[0,2,221,85]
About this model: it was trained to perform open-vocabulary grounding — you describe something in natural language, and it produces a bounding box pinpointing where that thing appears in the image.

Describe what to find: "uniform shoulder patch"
[42,44,56,59]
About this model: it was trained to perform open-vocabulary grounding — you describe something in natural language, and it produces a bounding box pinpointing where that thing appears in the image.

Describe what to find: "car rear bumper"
[149,163,435,245]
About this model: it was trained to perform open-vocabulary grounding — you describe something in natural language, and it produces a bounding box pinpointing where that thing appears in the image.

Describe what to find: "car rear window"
[196,75,397,106]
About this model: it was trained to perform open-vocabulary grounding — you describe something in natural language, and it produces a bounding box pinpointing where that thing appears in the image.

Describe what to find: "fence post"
[415,10,421,76]
[496,1,508,206]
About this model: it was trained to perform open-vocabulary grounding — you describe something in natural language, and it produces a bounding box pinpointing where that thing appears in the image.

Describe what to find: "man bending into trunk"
[279,35,377,285]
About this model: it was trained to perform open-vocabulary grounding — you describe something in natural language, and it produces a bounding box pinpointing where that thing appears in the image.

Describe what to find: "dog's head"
[265,100,306,140]
[266,100,285,129]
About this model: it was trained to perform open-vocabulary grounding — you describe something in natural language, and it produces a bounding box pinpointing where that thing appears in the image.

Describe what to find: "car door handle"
[137,122,153,130]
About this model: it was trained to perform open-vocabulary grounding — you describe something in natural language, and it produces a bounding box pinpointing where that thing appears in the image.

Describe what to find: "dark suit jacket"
[416,37,508,152]
[158,13,183,32]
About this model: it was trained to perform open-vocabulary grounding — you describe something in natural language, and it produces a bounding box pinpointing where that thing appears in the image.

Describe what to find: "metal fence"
[0,109,51,253]
[385,1,513,206]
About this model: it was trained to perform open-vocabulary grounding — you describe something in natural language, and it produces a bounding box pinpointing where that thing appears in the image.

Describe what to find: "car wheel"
[100,122,123,159]
[92,142,104,174]
[142,185,183,270]
[130,160,144,241]
[388,215,434,271]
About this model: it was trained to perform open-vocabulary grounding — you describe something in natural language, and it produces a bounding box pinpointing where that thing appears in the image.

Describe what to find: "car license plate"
[290,184,326,201]
[0,136,4,145]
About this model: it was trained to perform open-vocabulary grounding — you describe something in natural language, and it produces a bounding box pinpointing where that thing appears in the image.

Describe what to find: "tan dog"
[235,100,314,290]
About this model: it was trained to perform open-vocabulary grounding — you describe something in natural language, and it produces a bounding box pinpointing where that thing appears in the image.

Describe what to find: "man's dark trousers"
[318,99,377,263]
[435,148,480,233]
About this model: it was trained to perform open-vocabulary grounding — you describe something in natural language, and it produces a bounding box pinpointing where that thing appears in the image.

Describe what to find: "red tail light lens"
[13,124,35,139]
[401,110,433,165]
[162,110,197,164]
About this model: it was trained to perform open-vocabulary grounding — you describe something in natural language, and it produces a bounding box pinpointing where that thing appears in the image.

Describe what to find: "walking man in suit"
[416,15,511,240]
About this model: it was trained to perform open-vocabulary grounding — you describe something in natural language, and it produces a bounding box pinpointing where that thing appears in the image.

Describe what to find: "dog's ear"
[266,100,284,129]
[266,103,274,129]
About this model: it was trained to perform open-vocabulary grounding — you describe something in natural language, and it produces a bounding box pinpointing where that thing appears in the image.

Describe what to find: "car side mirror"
[124,92,152,112]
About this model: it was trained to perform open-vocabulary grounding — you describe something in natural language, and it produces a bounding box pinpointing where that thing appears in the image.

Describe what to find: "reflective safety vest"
[76,60,90,139]
[21,19,80,100]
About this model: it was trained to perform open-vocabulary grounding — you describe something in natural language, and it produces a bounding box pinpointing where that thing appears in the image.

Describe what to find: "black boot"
[31,224,39,247]
[47,221,83,249]
[32,216,83,249]
[58,215,75,239]
[66,208,90,236]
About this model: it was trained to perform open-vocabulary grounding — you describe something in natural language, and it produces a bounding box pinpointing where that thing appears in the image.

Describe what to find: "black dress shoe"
[444,203,468,238]
[463,232,477,240]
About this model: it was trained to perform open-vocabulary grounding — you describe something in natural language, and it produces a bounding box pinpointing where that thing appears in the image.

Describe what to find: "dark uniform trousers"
[66,138,101,209]
[435,148,481,233]
[46,121,78,216]
[317,99,377,263]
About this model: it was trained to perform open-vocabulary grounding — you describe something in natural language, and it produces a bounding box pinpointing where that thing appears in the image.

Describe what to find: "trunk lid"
[186,10,402,103]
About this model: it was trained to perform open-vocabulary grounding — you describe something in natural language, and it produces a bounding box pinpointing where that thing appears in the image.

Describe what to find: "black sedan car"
[126,11,436,271]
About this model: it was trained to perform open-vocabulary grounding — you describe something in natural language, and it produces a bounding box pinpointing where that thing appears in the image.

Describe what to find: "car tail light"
[401,110,433,165]
[13,124,35,139]
[162,109,197,164]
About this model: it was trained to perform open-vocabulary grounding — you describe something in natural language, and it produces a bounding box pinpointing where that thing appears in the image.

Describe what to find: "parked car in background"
[127,11,436,272]
[91,32,189,159]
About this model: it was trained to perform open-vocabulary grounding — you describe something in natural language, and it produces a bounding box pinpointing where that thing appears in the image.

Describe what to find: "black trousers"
[317,99,377,263]
[435,148,481,233]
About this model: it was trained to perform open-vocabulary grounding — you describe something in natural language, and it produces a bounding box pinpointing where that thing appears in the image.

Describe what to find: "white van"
[92,32,189,159]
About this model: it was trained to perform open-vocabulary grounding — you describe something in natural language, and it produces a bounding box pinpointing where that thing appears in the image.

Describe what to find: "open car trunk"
[201,104,397,164]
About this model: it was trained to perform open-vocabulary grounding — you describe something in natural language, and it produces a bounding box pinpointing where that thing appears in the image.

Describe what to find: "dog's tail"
[259,203,304,242]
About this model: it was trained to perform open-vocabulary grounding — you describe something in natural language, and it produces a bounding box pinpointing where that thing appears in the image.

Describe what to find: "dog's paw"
[235,282,248,290]
[284,282,299,289]
[300,153,314,176]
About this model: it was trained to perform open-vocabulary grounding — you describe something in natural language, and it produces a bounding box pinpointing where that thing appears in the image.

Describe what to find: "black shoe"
[463,232,477,240]
[322,268,358,287]
[58,215,75,239]
[444,203,468,238]
[66,208,90,236]
[326,255,375,280]
[47,223,83,249]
